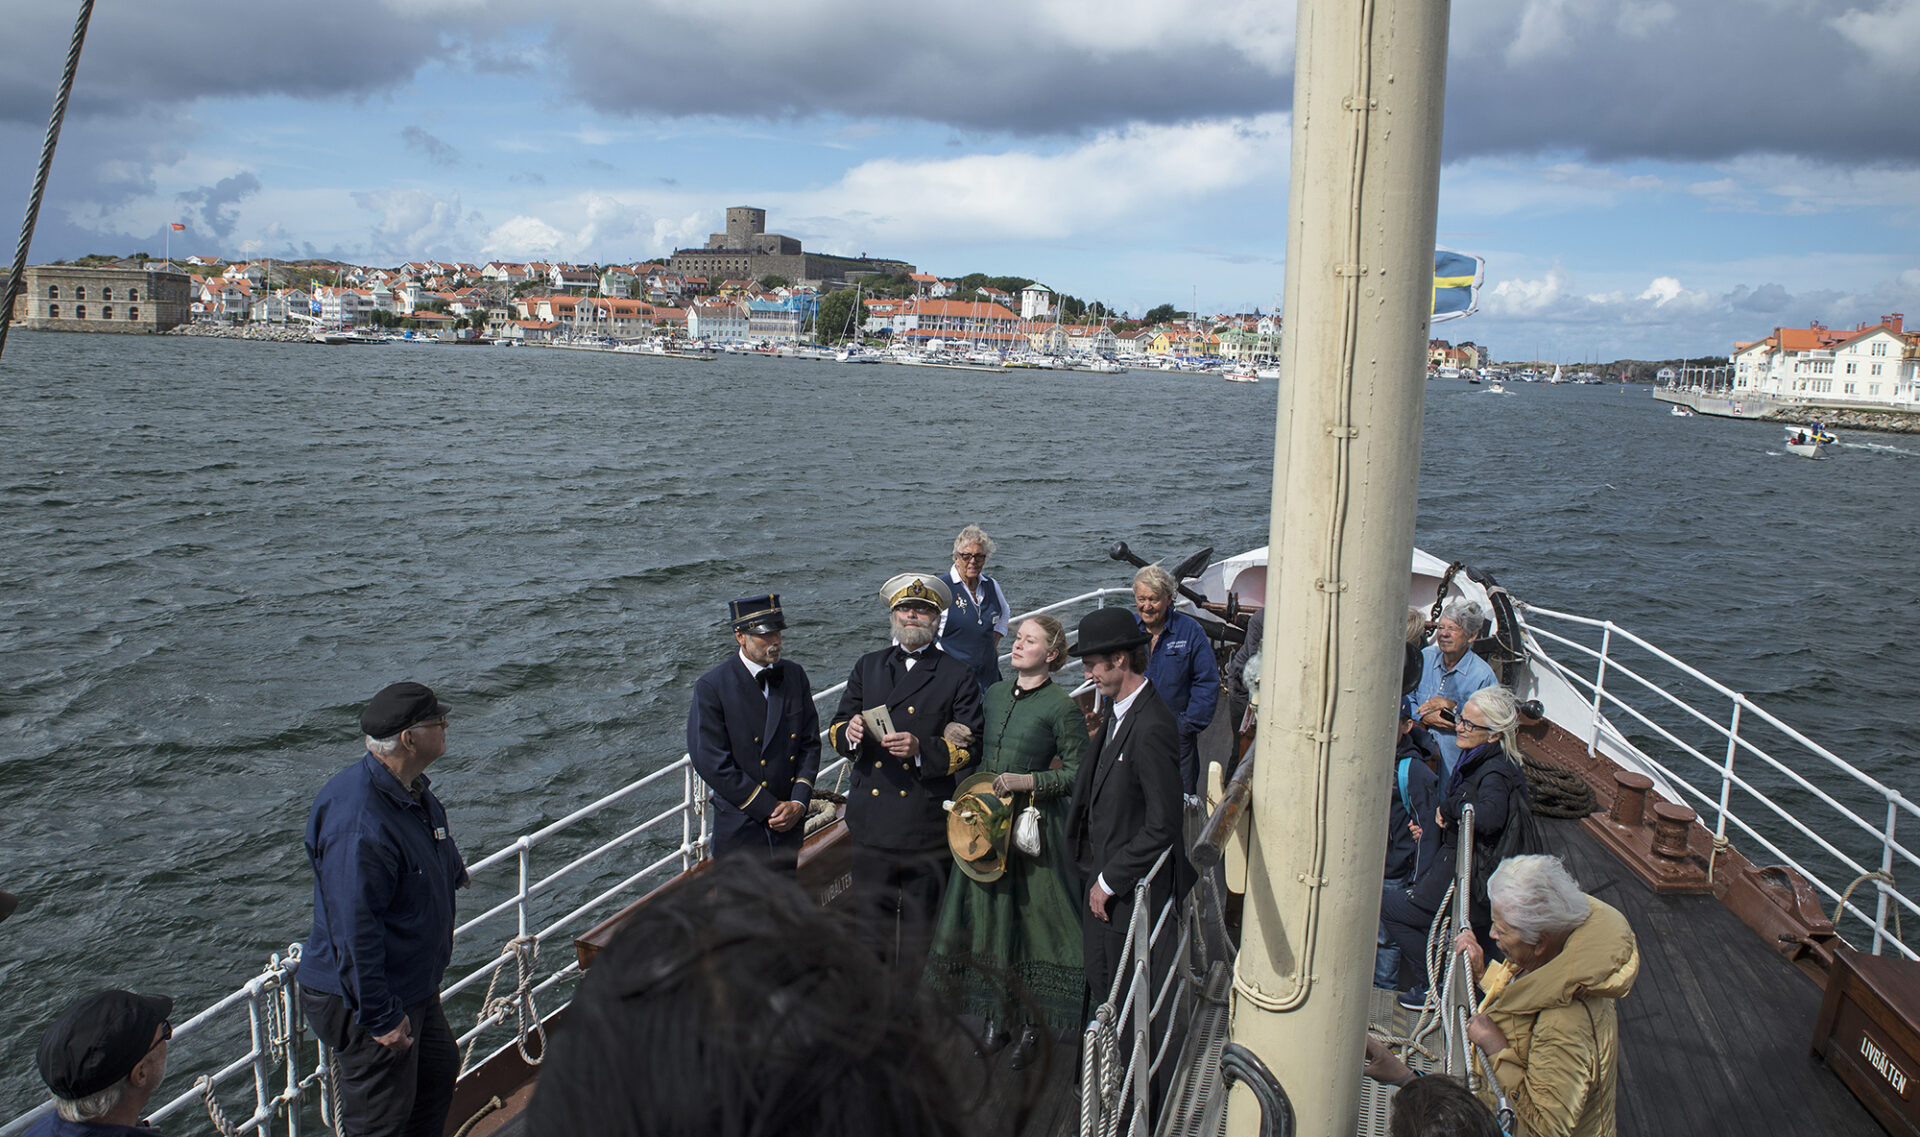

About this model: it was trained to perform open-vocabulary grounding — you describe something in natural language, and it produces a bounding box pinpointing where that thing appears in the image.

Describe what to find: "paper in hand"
[861,704,896,738]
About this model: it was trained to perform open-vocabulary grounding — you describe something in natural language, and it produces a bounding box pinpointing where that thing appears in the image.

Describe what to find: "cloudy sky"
[4,0,1918,359]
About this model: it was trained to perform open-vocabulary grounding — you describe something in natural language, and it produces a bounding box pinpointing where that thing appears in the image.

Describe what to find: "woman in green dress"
[927,614,1088,1069]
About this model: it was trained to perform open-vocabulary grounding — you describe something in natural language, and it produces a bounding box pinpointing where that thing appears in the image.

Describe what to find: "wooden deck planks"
[1540,816,1881,1136]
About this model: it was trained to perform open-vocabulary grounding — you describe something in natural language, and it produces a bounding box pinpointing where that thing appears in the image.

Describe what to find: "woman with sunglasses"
[1380,685,1529,1009]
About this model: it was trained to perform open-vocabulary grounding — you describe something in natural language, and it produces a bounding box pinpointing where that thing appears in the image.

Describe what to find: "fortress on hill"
[667,207,913,289]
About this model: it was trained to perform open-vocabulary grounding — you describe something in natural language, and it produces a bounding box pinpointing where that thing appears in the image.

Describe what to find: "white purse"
[1013,802,1043,856]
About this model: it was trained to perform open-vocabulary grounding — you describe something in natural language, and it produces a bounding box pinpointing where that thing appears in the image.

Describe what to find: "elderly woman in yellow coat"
[1454,854,1640,1137]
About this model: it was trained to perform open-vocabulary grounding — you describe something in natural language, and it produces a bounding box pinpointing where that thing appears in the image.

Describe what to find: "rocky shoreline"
[1757,406,1920,435]
[164,324,317,343]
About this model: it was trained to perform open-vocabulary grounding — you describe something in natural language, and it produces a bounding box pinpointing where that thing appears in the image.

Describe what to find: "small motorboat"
[1783,424,1836,459]
[1224,369,1259,384]
[1487,380,1507,394]
[1671,405,1695,417]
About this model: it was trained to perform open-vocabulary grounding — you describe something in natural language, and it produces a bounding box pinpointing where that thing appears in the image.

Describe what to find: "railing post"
[1876,797,1898,956]
[682,765,695,872]
[1586,624,1613,759]
[247,985,271,1133]
[1714,699,1743,847]
[516,838,531,940]
[1131,876,1153,1137]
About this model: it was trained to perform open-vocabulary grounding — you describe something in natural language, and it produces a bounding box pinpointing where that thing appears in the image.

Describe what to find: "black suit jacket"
[687,656,821,822]
[1067,680,1184,896]
[828,644,984,850]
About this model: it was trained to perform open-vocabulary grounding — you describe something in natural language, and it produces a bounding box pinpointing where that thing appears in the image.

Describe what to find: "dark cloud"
[0,3,450,126]
[177,173,261,241]
[402,126,462,168]
[542,9,1287,136]
[1732,283,1793,314]
[1440,2,1920,164]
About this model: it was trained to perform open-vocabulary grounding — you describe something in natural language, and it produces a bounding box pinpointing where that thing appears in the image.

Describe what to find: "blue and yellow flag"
[1432,248,1484,323]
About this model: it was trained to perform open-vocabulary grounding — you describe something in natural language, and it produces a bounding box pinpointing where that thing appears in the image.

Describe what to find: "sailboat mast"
[1228,0,1452,1133]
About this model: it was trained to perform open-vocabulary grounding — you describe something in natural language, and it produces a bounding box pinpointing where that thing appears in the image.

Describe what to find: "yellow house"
[1151,330,1174,355]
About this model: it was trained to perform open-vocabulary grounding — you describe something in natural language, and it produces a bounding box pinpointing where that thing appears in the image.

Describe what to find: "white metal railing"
[3,586,1139,1137]
[1517,601,1920,960]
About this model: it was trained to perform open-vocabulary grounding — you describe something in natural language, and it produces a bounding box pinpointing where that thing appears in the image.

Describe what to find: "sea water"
[1,331,1914,1113]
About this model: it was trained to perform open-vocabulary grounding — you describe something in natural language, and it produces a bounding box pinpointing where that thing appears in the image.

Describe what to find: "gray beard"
[893,618,937,650]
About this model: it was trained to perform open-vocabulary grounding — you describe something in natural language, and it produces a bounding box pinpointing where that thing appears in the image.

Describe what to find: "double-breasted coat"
[687,656,821,857]
[828,644,984,851]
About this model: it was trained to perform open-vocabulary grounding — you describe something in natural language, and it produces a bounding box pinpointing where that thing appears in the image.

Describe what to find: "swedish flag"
[1432,248,1484,323]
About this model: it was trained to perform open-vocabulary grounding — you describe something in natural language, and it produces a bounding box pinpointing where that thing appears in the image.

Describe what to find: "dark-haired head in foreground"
[1389,1074,1504,1137]
[526,858,990,1137]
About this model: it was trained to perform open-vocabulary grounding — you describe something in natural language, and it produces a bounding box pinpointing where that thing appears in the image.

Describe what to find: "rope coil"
[462,934,547,1073]
[195,1076,239,1137]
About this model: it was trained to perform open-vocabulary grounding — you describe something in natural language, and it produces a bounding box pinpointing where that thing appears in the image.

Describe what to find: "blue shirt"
[23,1115,164,1137]
[1139,610,1220,737]
[298,753,468,1035]
[1403,644,1498,773]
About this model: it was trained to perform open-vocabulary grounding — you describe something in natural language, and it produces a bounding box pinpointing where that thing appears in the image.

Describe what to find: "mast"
[1227,0,1451,1133]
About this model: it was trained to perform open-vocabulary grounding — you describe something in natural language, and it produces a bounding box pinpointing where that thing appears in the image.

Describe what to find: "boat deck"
[1538,816,1880,1136]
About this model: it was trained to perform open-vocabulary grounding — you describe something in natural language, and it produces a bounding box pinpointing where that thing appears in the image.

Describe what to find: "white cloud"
[793,114,1291,246]
[352,188,474,261]
[481,215,568,259]
[1487,266,1571,315]
[1832,0,1920,69]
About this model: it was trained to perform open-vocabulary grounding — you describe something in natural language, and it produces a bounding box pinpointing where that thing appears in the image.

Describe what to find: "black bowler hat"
[729,595,786,635]
[37,989,173,1101]
[1069,607,1150,657]
[361,681,452,739]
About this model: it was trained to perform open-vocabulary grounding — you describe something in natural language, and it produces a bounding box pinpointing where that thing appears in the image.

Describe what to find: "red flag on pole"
[170,223,185,231]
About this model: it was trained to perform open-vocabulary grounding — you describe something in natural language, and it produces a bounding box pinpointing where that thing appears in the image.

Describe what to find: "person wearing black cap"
[28,988,172,1136]
[687,595,821,873]
[297,681,469,1137]
[827,572,985,973]
[1064,607,1185,1007]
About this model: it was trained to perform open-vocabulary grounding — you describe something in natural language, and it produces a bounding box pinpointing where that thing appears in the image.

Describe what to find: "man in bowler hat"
[687,595,821,872]
[1065,607,1186,1005]
[299,681,468,1137]
[27,988,172,1135]
[828,573,985,972]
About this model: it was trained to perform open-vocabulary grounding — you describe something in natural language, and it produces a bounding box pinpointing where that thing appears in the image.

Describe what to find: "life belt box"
[1812,947,1920,1136]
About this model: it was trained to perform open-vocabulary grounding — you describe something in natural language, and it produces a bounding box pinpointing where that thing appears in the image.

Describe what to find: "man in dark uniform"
[1065,607,1186,1006]
[828,572,985,972]
[687,594,821,872]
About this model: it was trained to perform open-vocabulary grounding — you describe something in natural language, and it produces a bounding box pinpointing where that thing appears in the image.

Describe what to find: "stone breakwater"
[164,324,317,343]
[1758,407,1920,435]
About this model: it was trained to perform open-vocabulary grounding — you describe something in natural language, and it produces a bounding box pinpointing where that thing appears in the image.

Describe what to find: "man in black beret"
[297,681,469,1137]
[687,595,821,873]
[27,989,172,1136]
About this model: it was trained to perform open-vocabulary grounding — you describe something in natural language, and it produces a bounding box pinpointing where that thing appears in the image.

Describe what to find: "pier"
[1653,388,1920,434]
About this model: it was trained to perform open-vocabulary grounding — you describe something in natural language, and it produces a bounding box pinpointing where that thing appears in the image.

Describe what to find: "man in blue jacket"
[27,989,172,1136]
[299,682,468,1137]
[1133,565,1220,796]
[687,594,821,872]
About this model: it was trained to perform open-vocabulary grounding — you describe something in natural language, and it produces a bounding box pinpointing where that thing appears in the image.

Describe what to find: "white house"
[1020,284,1054,320]
[1730,314,1915,407]
[687,301,749,342]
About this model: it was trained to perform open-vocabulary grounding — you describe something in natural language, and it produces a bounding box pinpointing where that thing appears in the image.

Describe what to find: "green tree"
[815,288,862,344]
[1142,303,1180,325]
[758,274,791,291]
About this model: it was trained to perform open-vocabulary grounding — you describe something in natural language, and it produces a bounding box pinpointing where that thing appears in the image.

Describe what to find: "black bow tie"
[759,665,780,688]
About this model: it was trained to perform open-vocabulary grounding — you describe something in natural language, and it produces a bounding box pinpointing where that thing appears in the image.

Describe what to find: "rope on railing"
[1,0,96,364]
[194,1076,239,1137]
[462,934,547,1072]
[1834,870,1902,943]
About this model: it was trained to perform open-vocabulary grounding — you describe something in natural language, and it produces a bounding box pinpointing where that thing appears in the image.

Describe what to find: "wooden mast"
[1226,0,1452,1134]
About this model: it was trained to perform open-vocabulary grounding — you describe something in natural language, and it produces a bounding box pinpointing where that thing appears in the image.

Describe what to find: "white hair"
[1405,605,1428,644]
[952,524,995,557]
[366,734,402,757]
[1440,600,1486,638]
[1133,564,1176,601]
[1487,854,1591,944]
[54,1082,124,1123]
[1465,685,1524,765]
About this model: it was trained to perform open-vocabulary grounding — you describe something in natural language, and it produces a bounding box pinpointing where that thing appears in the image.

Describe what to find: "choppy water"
[1,333,1915,1115]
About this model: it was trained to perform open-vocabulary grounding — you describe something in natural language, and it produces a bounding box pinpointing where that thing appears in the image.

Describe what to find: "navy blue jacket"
[1140,611,1221,738]
[298,753,468,1035]
[828,644,984,850]
[23,1116,164,1137]
[687,655,821,820]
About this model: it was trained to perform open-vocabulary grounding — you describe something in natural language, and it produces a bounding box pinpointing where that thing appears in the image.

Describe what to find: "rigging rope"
[462,934,547,1073]
[0,0,96,364]
[195,1076,239,1137]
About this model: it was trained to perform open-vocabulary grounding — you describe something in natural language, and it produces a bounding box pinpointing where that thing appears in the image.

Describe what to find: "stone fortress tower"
[670,206,912,289]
